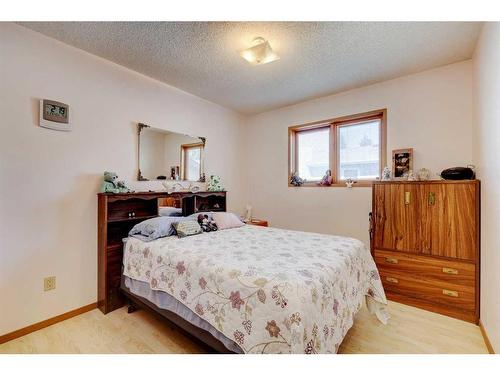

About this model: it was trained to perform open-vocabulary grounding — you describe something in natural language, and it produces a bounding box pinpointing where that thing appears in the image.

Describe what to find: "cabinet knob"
[428,192,436,206]
[404,191,411,205]
[386,277,399,284]
[385,257,398,264]
[442,267,458,275]
[442,289,459,297]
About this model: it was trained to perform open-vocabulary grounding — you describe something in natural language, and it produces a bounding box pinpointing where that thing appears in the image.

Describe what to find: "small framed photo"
[392,148,413,179]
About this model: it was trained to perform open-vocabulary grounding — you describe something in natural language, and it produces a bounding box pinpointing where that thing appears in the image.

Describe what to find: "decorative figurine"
[407,170,417,181]
[382,166,391,181]
[345,178,356,188]
[290,172,305,187]
[100,171,131,193]
[207,175,224,191]
[317,169,333,186]
[417,168,430,181]
[170,166,177,180]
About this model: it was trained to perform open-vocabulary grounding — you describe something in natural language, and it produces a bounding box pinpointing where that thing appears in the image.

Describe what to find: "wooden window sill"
[288,181,375,188]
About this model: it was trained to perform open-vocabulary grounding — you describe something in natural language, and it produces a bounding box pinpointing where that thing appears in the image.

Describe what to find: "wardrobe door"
[421,183,477,260]
[373,183,420,253]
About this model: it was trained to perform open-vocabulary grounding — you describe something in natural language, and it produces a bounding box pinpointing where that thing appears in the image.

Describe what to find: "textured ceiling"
[19,22,482,114]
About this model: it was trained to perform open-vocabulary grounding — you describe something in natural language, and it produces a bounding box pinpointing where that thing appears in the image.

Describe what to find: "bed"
[121,224,387,354]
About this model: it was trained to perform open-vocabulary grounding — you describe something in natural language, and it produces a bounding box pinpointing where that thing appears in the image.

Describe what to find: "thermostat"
[39,99,71,131]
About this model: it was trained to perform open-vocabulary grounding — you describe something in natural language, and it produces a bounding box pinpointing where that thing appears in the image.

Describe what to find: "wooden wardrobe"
[371,180,480,323]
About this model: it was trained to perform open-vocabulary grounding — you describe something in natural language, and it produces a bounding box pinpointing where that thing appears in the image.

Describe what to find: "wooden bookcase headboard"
[97,191,226,314]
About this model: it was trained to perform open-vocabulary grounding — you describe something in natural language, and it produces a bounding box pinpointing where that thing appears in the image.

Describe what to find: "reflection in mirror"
[182,143,203,181]
[138,124,205,181]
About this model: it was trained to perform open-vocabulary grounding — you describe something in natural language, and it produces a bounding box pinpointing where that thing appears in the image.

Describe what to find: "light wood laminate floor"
[0,301,488,354]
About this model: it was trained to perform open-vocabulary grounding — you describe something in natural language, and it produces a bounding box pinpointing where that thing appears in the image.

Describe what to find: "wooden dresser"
[97,191,227,314]
[371,180,480,323]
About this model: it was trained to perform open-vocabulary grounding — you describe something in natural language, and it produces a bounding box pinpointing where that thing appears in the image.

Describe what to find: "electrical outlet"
[44,276,56,291]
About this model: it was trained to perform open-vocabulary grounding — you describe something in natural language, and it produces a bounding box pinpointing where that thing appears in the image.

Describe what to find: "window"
[338,119,381,180]
[181,143,204,181]
[296,126,330,181]
[288,109,386,186]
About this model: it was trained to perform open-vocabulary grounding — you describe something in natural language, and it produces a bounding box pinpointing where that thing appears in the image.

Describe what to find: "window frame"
[288,109,387,187]
[180,142,204,181]
[292,124,333,183]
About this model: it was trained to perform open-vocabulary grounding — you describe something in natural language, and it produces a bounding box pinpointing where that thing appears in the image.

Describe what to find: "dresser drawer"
[379,269,476,311]
[374,249,475,287]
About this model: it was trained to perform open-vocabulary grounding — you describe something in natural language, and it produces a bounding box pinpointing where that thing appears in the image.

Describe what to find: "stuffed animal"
[197,214,218,232]
[207,175,223,192]
[290,172,305,186]
[100,171,131,193]
[116,180,131,193]
[317,169,333,186]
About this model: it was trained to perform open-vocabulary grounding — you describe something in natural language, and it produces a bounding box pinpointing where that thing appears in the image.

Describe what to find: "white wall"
[472,23,500,352]
[0,23,247,336]
[243,61,475,244]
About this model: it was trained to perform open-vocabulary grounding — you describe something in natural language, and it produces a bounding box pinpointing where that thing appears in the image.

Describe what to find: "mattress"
[123,225,387,353]
[123,275,243,353]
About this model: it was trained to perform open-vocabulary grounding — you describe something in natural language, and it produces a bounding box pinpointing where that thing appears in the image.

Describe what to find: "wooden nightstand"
[246,219,268,227]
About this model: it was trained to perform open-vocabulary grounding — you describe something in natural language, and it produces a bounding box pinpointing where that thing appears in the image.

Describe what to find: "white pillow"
[212,212,245,230]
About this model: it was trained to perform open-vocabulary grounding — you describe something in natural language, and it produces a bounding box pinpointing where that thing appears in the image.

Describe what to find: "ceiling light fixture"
[240,37,279,65]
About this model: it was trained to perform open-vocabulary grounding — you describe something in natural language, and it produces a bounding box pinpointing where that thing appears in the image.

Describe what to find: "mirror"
[138,123,205,181]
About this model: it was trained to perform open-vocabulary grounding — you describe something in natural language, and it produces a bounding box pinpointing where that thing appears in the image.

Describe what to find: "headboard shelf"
[107,215,158,223]
[98,190,227,314]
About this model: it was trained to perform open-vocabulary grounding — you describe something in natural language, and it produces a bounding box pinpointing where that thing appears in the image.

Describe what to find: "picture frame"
[392,148,413,179]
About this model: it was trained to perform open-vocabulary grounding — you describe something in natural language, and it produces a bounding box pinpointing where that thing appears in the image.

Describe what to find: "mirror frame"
[137,123,206,181]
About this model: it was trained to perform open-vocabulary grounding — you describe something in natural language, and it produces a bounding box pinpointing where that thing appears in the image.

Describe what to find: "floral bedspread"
[123,225,387,354]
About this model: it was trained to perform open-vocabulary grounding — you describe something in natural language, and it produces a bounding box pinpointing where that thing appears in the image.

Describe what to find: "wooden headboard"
[97,191,226,314]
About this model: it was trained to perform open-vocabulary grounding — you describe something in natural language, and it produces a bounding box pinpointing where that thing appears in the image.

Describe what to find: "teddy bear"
[116,180,131,193]
[100,171,131,193]
[197,214,218,232]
